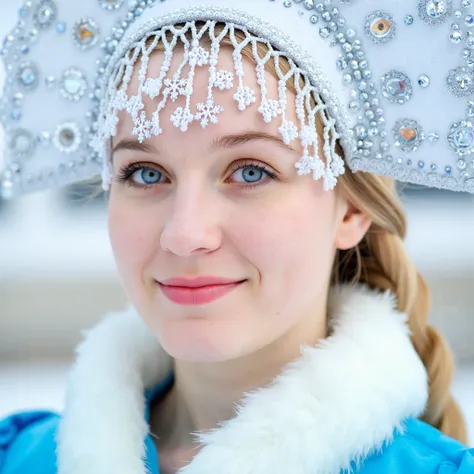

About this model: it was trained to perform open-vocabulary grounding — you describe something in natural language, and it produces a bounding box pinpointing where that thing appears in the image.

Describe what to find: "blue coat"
[3,291,472,474]
[1,381,473,474]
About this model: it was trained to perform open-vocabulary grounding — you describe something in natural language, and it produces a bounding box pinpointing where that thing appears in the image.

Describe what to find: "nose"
[160,188,222,257]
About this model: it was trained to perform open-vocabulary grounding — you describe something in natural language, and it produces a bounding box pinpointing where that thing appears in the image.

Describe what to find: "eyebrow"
[112,131,298,158]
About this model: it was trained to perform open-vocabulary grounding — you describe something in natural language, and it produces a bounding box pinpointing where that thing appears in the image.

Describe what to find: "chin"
[157,319,255,363]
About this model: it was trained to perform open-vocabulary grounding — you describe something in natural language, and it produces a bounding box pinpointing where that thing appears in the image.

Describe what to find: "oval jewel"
[387,78,407,97]
[17,63,39,90]
[73,18,100,50]
[426,0,447,18]
[61,68,87,101]
[34,1,57,29]
[371,18,392,36]
[454,127,474,149]
[399,127,418,145]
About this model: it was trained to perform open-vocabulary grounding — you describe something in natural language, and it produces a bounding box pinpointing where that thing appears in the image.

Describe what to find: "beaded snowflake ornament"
[1,0,474,198]
[97,18,346,191]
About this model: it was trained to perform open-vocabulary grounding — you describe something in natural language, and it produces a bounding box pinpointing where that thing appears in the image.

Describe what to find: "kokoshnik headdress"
[2,0,474,198]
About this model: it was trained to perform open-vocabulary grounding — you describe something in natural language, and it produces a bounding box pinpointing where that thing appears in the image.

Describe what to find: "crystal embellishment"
[53,122,82,154]
[17,62,39,91]
[73,18,100,51]
[99,0,125,11]
[9,129,36,158]
[393,119,425,152]
[60,68,87,101]
[447,67,474,97]
[418,0,453,25]
[365,11,396,44]
[33,0,57,30]
[418,74,430,87]
[448,121,474,156]
[381,70,413,104]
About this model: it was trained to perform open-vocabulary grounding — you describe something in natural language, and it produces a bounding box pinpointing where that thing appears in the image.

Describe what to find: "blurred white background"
[1,0,474,447]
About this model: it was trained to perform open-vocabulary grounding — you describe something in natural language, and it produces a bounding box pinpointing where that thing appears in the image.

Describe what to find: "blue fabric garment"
[1,378,473,474]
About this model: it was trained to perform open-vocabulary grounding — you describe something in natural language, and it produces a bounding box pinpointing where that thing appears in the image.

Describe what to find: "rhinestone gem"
[60,68,87,101]
[468,101,474,116]
[38,131,51,146]
[365,11,396,44]
[9,129,36,157]
[319,27,330,38]
[446,67,474,97]
[418,74,430,87]
[405,15,414,25]
[56,22,66,34]
[448,121,474,155]
[393,119,424,151]
[418,0,453,25]
[17,62,39,90]
[73,18,100,51]
[450,30,463,43]
[33,0,57,30]
[45,75,56,88]
[458,158,467,169]
[99,0,125,10]
[53,122,82,154]
[381,70,413,104]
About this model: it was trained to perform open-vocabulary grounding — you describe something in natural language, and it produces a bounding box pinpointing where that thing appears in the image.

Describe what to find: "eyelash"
[115,160,279,190]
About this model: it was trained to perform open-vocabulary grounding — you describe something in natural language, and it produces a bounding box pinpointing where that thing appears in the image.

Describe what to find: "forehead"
[113,44,300,147]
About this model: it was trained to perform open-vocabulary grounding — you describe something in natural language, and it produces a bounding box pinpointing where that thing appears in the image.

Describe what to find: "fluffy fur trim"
[57,285,428,474]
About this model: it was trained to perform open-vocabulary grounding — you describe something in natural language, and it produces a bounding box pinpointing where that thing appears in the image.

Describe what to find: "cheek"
[108,192,161,276]
[235,194,336,274]
[231,189,337,317]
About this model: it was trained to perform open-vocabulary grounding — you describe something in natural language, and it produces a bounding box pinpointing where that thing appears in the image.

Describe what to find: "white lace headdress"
[1,0,474,198]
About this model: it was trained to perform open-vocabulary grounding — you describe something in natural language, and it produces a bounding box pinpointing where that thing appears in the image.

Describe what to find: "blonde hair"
[111,22,467,443]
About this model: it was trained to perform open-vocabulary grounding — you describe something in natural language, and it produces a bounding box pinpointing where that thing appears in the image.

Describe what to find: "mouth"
[157,278,246,306]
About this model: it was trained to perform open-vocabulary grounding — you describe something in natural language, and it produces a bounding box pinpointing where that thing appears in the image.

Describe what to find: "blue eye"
[131,168,163,185]
[232,165,269,184]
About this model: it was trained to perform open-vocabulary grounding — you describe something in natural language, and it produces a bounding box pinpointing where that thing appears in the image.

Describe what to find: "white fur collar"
[57,285,428,474]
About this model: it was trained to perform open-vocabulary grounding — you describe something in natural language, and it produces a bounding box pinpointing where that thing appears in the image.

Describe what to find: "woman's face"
[108,46,368,362]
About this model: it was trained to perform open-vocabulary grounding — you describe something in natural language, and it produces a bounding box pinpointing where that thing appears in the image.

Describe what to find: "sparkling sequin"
[60,68,87,101]
[365,11,396,44]
[73,18,100,51]
[448,121,474,155]
[99,0,125,11]
[9,129,36,158]
[418,0,453,25]
[56,22,66,34]
[446,67,474,97]
[450,30,463,43]
[381,70,413,104]
[393,119,425,152]
[33,0,57,30]
[418,74,430,87]
[17,62,39,90]
[53,122,82,154]
[45,75,56,88]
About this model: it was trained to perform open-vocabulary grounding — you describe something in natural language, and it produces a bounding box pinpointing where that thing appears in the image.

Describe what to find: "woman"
[0,0,473,473]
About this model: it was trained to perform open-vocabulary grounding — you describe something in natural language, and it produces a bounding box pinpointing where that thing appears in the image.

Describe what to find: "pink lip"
[158,277,245,306]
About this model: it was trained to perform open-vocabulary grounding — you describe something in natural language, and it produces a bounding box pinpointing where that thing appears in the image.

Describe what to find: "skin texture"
[108,47,371,472]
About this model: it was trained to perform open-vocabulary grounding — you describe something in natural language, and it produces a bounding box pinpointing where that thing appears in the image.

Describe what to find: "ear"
[334,200,372,251]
